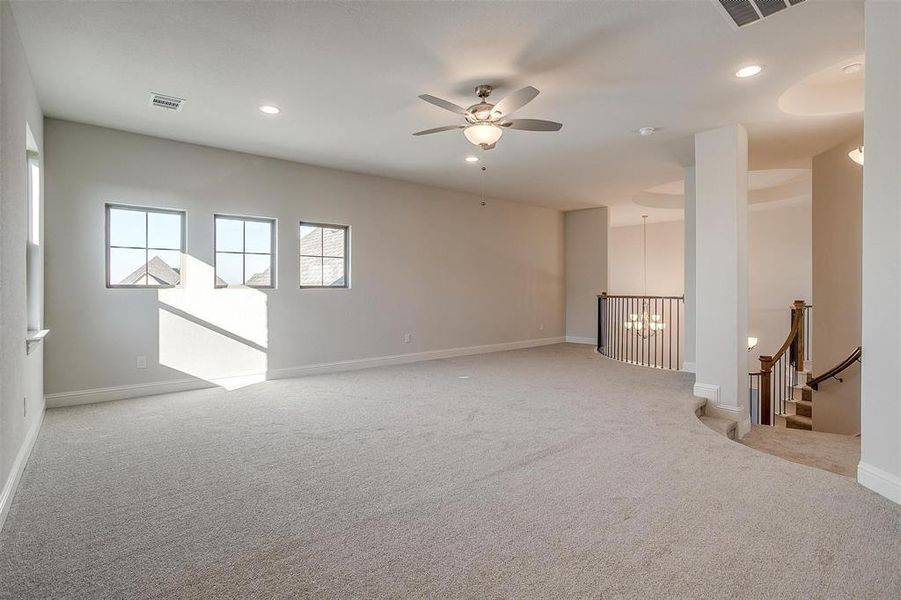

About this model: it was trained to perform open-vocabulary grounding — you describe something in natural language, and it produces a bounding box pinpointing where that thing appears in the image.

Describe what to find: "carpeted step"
[791,385,813,402]
[700,415,737,440]
[785,414,813,430]
[794,399,813,418]
[693,397,707,418]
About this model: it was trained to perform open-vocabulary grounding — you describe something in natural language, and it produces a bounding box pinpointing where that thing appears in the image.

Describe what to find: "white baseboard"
[46,377,217,408]
[858,461,901,505]
[693,382,720,405]
[45,336,566,408]
[564,336,597,345]
[268,336,564,380]
[0,409,44,533]
[681,361,696,374]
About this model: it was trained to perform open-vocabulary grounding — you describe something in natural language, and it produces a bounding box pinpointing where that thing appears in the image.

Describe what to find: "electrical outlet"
[403,333,412,344]
[136,355,147,369]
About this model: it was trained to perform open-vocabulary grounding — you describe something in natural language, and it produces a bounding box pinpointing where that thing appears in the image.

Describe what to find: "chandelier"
[625,302,666,338]
[624,215,666,338]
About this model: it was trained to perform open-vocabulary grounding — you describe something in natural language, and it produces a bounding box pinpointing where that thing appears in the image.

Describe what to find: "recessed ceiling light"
[259,105,280,115]
[842,62,863,75]
[465,156,480,163]
[637,127,656,137]
[735,65,764,79]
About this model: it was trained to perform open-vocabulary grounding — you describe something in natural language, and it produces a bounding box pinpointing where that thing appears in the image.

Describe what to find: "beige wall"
[0,1,45,529]
[43,120,565,400]
[812,137,862,435]
[608,220,683,296]
[748,199,812,373]
[564,208,608,342]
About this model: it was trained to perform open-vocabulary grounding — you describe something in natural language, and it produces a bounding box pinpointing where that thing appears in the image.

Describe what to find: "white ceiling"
[11,0,864,215]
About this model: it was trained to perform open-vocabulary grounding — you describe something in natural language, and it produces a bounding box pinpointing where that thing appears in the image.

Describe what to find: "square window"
[106,204,185,288]
[299,222,349,288]
[214,215,276,288]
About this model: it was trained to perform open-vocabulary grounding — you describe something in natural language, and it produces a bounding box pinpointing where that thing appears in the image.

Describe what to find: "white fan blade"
[418,94,468,115]
[412,125,465,136]
[494,86,539,117]
[500,119,562,132]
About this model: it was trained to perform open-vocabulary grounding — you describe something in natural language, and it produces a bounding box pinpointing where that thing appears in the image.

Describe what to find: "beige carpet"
[741,424,861,478]
[1,344,899,598]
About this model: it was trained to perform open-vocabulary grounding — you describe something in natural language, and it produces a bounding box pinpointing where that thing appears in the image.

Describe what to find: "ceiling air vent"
[713,0,806,29]
[149,93,185,112]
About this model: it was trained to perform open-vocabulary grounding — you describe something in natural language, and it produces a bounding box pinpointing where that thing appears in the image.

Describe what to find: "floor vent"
[149,93,185,112]
[713,0,805,29]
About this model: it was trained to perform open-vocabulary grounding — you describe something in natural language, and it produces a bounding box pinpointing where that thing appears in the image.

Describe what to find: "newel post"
[794,300,806,374]
[759,355,773,426]
[598,293,608,354]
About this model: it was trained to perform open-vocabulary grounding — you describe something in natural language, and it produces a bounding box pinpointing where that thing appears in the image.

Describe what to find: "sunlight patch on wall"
[158,255,268,390]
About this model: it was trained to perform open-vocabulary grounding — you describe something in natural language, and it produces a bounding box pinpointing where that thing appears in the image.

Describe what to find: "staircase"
[780,347,862,431]
[694,397,738,439]
[750,300,810,427]
[750,299,860,431]
[784,375,813,430]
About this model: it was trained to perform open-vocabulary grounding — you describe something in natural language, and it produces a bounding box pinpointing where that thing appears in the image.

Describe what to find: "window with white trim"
[106,204,185,288]
[26,152,41,331]
[215,215,276,288]
[299,222,348,288]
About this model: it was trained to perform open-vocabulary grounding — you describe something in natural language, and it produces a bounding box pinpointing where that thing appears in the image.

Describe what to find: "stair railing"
[597,293,684,370]
[808,346,862,391]
[753,300,807,426]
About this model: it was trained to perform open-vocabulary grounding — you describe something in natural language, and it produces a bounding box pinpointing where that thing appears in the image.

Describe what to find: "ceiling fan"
[413,84,562,150]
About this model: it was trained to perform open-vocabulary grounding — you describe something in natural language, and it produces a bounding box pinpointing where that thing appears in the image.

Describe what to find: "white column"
[564,207,608,344]
[693,125,750,435]
[859,0,901,504]
[682,166,696,373]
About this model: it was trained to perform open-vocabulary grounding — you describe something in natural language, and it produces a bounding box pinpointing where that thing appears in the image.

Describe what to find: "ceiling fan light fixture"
[464,124,503,148]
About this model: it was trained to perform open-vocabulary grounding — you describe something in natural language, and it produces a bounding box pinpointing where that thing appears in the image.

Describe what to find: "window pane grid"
[107,204,185,288]
[299,222,348,288]
[215,215,275,288]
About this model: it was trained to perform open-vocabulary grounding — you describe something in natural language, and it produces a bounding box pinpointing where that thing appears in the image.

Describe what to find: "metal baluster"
[676,297,681,370]
[668,298,672,370]
[619,297,623,362]
[655,298,660,368]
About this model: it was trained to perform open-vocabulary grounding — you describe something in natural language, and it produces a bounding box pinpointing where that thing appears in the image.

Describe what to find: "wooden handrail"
[598,293,684,300]
[809,346,862,391]
[757,300,807,426]
[760,300,806,371]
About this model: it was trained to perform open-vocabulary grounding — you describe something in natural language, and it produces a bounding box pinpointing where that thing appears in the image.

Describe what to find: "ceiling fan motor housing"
[474,84,494,98]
